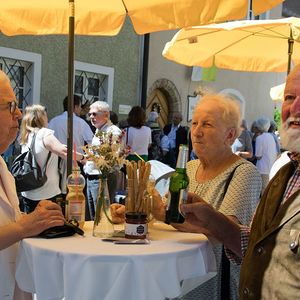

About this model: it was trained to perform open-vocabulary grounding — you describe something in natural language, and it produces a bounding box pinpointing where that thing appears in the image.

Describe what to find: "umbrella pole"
[287,28,294,75]
[67,0,75,176]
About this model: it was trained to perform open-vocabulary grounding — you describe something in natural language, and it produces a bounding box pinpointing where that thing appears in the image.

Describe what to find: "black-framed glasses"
[0,101,18,114]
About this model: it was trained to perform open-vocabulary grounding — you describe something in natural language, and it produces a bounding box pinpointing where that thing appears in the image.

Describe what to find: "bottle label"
[69,201,84,221]
[178,189,188,216]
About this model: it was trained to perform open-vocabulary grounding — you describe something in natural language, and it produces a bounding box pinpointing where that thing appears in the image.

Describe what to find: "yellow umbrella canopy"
[163,17,300,73]
[0,1,125,36]
[0,0,285,36]
[0,0,285,175]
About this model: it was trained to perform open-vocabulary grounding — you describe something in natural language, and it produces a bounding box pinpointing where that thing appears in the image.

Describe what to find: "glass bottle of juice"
[65,167,86,229]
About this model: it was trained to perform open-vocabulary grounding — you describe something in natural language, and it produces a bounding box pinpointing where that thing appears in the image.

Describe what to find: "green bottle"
[165,145,189,224]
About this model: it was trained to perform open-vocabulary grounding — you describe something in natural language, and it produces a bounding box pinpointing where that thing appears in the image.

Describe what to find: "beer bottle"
[165,145,189,224]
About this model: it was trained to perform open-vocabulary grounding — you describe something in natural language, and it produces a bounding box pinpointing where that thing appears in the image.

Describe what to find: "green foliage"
[273,107,281,129]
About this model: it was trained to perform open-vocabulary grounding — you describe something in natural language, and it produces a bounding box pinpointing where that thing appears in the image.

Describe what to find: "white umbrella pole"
[67,0,75,176]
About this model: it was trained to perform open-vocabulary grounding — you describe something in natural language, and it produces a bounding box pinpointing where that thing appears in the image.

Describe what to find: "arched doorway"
[146,79,181,128]
[146,89,168,128]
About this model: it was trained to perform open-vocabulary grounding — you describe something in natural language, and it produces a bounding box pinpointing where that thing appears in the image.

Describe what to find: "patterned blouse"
[182,158,262,300]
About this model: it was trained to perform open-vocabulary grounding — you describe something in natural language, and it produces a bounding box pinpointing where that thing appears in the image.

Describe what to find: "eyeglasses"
[88,111,105,118]
[0,101,18,114]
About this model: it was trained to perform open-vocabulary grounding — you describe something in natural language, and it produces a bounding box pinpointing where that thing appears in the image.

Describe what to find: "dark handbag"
[39,222,84,239]
[11,133,51,193]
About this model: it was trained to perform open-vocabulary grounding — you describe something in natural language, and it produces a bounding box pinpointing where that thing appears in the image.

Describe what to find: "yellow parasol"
[0,0,285,36]
[0,0,284,174]
[163,17,300,74]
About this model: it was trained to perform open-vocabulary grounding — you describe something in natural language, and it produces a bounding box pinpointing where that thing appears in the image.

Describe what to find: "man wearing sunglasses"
[0,70,64,299]
[84,101,121,220]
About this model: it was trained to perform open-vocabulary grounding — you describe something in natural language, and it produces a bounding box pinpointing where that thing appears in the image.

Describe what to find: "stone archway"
[146,79,181,128]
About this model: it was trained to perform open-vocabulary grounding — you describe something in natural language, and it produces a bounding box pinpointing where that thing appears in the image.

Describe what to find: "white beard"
[280,120,300,153]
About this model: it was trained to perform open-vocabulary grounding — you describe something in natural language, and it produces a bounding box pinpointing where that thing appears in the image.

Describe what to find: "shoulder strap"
[31,132,51,174]
[221,161,245,299]
[223,162,244,195]
[126,127,129,145]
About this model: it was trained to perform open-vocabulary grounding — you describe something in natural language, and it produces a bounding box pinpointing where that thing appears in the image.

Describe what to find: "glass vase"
[93,177,114,238]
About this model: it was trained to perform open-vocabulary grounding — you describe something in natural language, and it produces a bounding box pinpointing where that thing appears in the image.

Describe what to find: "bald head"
[172,112,182,126]
[0,70,16,104]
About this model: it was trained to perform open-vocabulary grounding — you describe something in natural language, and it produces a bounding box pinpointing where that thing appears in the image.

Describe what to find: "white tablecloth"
[16,222,216,300]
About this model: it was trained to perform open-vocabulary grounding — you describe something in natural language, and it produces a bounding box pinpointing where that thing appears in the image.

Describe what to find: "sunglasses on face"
[88,111,105,118]
[0,100,18,114]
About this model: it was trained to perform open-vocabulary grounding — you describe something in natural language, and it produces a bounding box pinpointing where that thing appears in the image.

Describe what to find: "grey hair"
[255,116,270,132]
[195,94,242,140]
[148,111,159,122]
[90,101,110,112]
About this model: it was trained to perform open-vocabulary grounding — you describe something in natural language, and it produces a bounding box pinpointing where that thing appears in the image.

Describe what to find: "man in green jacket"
[180,64,300,299]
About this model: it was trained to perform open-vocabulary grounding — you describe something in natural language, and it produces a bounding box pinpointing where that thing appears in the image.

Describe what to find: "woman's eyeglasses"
[0,101,18,114]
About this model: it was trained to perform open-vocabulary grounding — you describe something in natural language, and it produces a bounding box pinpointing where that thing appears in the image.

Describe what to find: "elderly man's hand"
[176,192,217,236]
[18,200,65,238]
[110,203,125,224]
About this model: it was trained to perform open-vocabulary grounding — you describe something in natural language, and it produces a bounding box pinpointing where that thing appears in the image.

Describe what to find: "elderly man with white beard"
[178,64,300,299]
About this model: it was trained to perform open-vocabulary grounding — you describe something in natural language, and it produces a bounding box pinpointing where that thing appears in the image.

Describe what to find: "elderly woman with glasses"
[0,70,65,300]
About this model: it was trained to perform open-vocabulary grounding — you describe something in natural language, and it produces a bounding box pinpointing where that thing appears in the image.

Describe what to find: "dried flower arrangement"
[83,130,130,178]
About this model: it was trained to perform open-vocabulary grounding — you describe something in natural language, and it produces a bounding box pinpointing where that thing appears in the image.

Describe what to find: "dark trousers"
[22,194,61,213]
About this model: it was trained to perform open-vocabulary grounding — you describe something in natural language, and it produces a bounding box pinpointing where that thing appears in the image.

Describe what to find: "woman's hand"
[18,200,65,238]
[110,203,125,224]
[151,189,167,222]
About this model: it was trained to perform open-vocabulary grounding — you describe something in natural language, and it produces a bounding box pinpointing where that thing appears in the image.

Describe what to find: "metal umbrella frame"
[0,0,284,174]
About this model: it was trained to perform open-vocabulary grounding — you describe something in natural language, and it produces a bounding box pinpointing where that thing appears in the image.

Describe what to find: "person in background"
[174,63,300,299]
[254,116,278,192]
[109,110,119,126]
[248,120,260,165]
[19,105,83,213]
[163,112,188,168]
[151,94,262,300]
[48,95,93,196]
[161,127,171,164]
[231,119,253,159]
[84,101,121,220]
[268,120,281,155]
[0,70,64,300]
[146,111,164,161]
[125,106,151,162]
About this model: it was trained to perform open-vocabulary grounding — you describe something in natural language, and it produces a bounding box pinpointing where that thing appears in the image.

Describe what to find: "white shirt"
[0,156,22,300]
[84,123,122,175]
[269,151,290,180]
[255,132,278,175]
[126,126,151,155]
[48,111,93,154]
[21,128,61,200]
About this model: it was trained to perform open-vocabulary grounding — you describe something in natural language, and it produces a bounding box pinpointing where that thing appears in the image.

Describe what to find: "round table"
[16,221,216,300]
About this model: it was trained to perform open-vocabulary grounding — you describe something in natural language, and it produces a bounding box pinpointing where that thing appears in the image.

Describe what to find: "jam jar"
[125,212,148,239]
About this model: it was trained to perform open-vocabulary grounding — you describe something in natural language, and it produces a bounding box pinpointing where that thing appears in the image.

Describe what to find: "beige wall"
[147,4,285,128]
